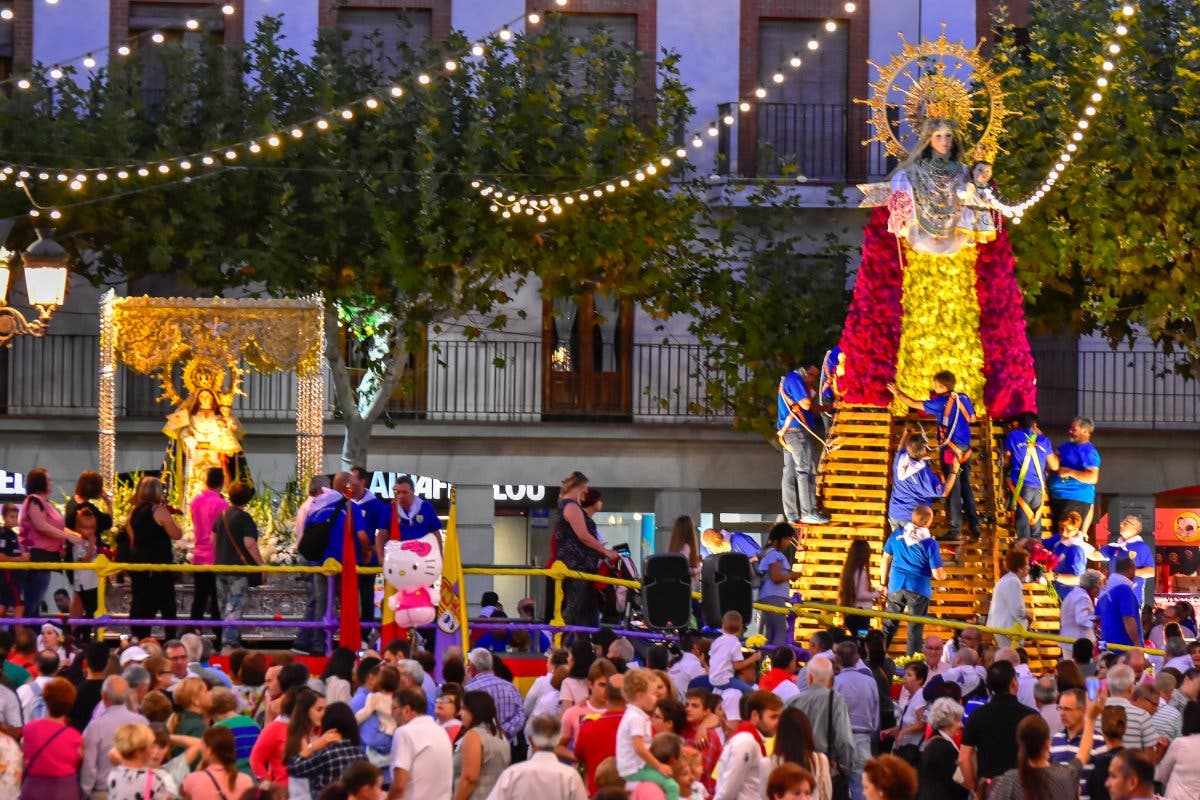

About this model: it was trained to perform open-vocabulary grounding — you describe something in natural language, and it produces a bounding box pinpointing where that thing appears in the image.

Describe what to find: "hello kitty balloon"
[383,533,443,627]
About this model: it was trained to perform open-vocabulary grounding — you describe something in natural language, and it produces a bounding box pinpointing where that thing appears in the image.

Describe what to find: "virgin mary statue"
[837,36,1037,420]
[162,387,250,506]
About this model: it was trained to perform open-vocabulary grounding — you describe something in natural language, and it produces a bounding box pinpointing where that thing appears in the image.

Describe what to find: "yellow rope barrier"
[8,559,1156,656]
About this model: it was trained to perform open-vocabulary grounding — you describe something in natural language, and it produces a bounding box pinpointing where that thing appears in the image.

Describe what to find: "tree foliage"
[0,14,706,462]
[991,0,1200,370]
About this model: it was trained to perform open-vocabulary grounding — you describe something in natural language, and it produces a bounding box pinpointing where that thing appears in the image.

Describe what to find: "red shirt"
[574,709,623,795]
[683,723,723,794]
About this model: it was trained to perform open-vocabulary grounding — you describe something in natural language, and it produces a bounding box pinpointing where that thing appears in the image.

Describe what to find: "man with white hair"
[1034,676,1063,736]
[81,675,147,798]
[1162,637,1192,673]
[833,641,877,800]
[1103,664,1158,751]
[464,647,524,740]
[783,657,859,778]
[394,659,435,716]
[488,714,588,799]
[607,637,637,667]
[1060,570,1102,657]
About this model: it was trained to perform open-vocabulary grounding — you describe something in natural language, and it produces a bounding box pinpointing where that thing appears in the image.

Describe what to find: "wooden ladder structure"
[796,404,1062,668]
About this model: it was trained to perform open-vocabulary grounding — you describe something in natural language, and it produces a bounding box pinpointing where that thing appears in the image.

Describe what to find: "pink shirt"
[19,495,66,553]
[182,766,254,800]
[189,489,229,566]
[561,701,604,748]
[21,719,82,777]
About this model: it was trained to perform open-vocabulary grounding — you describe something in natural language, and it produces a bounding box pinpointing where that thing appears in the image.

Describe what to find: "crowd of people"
[1,616,1195,800]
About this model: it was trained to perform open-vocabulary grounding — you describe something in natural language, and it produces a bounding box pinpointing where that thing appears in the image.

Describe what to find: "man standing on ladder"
[1003,412,1057,542]
[889,370,981,542]
[778,365,830,526]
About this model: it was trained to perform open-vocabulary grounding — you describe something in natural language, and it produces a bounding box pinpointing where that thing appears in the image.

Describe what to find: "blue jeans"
[881,589,931,655]
[712,677,756,695]
[296,566,338,654]
[944,451,979,536]
[216,575,250,648]
[782,429,818,521]
[20,568,51,616]
[759,594,792,647]
[1013,484,1045,541]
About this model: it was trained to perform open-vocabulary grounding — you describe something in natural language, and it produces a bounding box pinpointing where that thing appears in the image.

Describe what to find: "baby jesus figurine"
[957,160,1000,243]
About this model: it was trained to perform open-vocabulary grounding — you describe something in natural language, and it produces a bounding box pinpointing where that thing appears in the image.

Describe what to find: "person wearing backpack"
[17,650,59,723]
[19,676,84,798]
[292,472,366,656]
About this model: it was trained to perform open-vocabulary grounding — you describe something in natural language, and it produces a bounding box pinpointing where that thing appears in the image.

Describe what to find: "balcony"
[0,334,738,425]
[716,101,892,183]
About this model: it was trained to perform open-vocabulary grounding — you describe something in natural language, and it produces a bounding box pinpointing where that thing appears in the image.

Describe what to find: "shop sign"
[366,471,546,503]
[0,470,25,494]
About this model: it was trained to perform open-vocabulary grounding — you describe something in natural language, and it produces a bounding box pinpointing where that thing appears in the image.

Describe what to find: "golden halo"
[862,29,1010,164]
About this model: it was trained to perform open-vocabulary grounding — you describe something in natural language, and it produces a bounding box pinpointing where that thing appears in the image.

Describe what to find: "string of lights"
[992,3,1137,225]
[0,2,238,91]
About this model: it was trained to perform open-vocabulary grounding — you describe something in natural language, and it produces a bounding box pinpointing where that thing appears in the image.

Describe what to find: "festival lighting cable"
[0,1,238,92]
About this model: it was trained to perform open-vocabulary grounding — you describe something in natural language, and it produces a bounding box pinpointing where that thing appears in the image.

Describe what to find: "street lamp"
[0,226,69,346]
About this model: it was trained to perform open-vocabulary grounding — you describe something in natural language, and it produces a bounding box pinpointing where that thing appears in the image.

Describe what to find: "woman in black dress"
[918,697,968,800]
[552,471,616,629]
[126,476,184,640]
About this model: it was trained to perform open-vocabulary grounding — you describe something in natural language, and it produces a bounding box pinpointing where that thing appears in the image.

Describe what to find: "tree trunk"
[324,310,410,470]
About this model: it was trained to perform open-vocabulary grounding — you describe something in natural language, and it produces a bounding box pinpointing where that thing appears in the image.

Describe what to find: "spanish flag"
[378,500,404,651]
[433,488,469,680]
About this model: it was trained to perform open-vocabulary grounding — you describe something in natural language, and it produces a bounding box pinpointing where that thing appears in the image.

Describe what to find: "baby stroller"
[595,544,642,626]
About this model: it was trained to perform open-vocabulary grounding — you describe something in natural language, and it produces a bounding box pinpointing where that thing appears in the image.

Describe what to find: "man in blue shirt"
[887,424,944,531]
[778,366,829,525]
[889,370,979,541]
[819,346,844,436]
[1004,412,1057,541]
[1100,516,1155,609]
[1047,416,1101,534]
[351,466,391,635]
[880,505,946,655]
[1096,557,1142,649]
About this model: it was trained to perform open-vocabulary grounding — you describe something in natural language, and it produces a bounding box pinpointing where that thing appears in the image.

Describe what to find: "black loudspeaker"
[701,552,754,625]
[642,553,693,630]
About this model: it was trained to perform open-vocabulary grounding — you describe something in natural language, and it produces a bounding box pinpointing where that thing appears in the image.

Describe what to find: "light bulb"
[499,27,512,41]
[37,172,49,180]
[1060,153,1071,162]
[1085,106,1096,116]
[1116,24,1128,36]
[73,173,86,182]
[157,163,169,173]
[579,194,589,202]
[692,135,703,148]
[180,160,191,170]
[675,147,687,158]
[790,55,802,68]
[49,68,63,80]
[605,184,616,192]
[555,0,567,5]
[418,74,431,85]
[97,173,108,181]
[118,45,130,56]
[201,156,214,166]
[290,128,303,139]
[552,205,562,214]
[754,87,767,98]
[444,60,457,71]
[537,214,547,223]
[502,211,511,219]
[1102,60,1114,71]
[1097,77,1108,87]
[1091,92,1102,102]
[620,179,630,187]
[249,143,261,153]
[83,55,96,68]
[722,114,734,125]
[222,4,236,15]
[186,18,199,30]
[564,196,574,204]
[0,10,11,21]
[635,172,645,181]
[1054,163,1066,172]
[1078,119,1089,129]
[707,124,718,137]
[807,38,820,51]
[390,86,403,97]
[16,79,30,90]
[825,20,837,32]
[1122,4,1134,16]
[69,180,82,191]
[739,101,751,112]
[341,108,354,119]
[365,98,379,109]
[772,72,784,84]
[593,189,602,197]
[646,164,657,175]
[316,119,329,130]
[137,167,150,177]
[267,135,281,146]
[1108,43,1120,55]
[472,44,484,57]
[471,180,482,188]
[661,157,671,166]
[1072,131,1083,141]
[50,210,62,220]
[844,1,857,11]
[528,12,540,24]
[117,170,129,179]
[28,210,39,218]
[489,204,498,212]
[151,32,165,44]
[1067,143,1077,152]
[56,173,67,181]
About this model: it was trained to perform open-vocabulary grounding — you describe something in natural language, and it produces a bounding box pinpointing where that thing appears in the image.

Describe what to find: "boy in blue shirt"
[880,505,946,654]
[1047,416,1101,534]
[887,424,944,532]
[889,370,979,541]
[1004,412,1057,541]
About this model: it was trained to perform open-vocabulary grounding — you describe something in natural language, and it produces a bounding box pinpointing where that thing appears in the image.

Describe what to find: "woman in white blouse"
[1157,702,1200,800]
[986,549,1031,648]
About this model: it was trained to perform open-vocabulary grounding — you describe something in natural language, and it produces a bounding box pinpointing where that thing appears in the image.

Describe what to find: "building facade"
[1,0,1197,608]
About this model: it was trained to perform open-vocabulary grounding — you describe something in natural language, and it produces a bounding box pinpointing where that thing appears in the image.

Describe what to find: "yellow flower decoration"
[891,243,988,415]
[745,634,768,649]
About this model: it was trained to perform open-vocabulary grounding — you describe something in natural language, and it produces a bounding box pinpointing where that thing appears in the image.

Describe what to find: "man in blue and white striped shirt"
[1050,687,1107,800]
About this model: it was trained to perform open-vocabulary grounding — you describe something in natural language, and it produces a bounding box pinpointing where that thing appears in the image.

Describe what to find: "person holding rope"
[889,370,980,542]
[778,365,830,526]
[1004,412,1057,542]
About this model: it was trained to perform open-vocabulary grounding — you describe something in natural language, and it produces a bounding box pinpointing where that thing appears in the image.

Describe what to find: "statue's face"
[930,124,954,157]
[198,391,215,411]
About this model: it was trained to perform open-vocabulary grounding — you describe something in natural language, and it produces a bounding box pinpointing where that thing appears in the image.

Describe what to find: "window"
[543,293,633,419]
[737,0,869,182]
[755,19,848,180]
[535,1,656,105]
[559,13,637,47]
[0,15,12,81]
[337,8,433,73]
[126,3,227,110]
